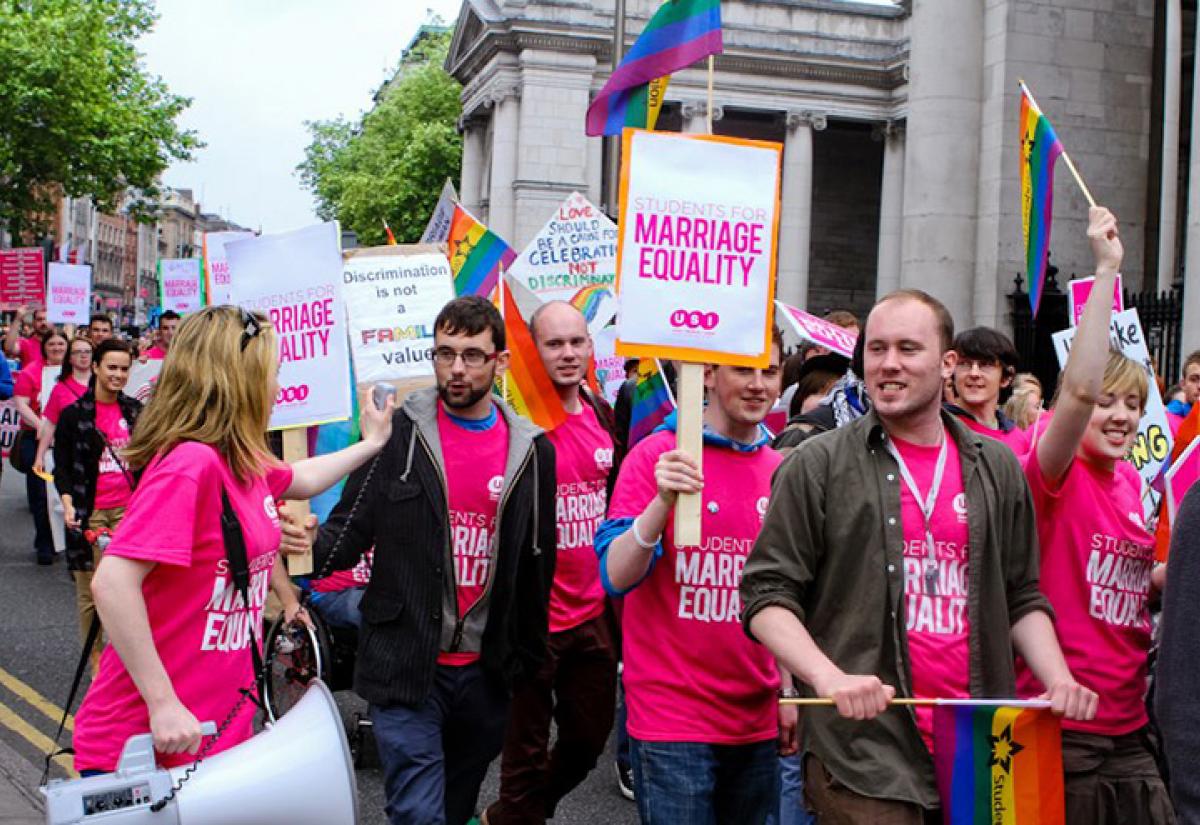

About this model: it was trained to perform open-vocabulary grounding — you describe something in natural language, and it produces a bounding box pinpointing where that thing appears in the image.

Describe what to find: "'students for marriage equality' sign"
[226,222,352,430]
[342,245,456,385]
[614,130,782,367]
[46,263,91,324]
[158,258,204,314]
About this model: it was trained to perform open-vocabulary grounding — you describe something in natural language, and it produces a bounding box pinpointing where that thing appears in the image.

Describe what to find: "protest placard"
[158,258,204,314]
[1053,308,1172,512]
[1165,436,1200,527]
[0,400,19,458]
[126,359,162,404]
[46,263,91,324]
[419,179,459,244]
[226,222,352,430]
[509,192,619,313]
[591,326,627,405]
[614,131,782,367]
[1067,275,1123,327]
[775,301,858,358]
[0,248,45,308]
[342,245,455,387]
[203,231,256,307]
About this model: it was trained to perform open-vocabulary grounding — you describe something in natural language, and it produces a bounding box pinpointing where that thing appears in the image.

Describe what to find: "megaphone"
[42,679,358,825]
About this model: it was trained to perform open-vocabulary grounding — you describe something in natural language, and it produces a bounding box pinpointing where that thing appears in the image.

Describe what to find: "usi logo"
[276,385,310,405]
[669,310,719,330]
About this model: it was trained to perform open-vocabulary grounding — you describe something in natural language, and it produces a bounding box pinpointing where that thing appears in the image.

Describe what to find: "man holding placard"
[742,289,1096,821]
[484,300,618,825]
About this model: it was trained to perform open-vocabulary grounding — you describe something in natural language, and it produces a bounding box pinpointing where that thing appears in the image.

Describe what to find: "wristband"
[630,516,660,550]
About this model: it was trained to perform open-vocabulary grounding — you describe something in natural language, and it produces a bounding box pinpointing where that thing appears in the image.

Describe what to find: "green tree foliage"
[0,0,199,237]
[298,28,462,246]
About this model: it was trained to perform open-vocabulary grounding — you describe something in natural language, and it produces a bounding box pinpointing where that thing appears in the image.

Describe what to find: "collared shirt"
[740,409,1049,809]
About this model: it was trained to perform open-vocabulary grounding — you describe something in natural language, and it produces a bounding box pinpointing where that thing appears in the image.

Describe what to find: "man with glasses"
[314,295,557,825]
[945,326,1030,455]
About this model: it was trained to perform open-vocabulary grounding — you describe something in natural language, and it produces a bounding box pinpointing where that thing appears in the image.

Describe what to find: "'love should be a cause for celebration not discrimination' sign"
[1053,307,1172,513]
[203,230,256,307]
[46,263,91,324]
[615,130,782,367]
[509,191,619,306]
[158,258,204,314]
[226,222,352,430]
[342,245,456,385]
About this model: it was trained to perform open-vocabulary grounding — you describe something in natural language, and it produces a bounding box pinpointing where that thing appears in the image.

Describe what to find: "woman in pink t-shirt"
[73,306,394,774]
[12,330,68,565]
[32,335,92,475]
[1024,208,1172,824]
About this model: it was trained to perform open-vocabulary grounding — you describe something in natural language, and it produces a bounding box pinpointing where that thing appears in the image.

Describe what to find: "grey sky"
[139,1,464,234]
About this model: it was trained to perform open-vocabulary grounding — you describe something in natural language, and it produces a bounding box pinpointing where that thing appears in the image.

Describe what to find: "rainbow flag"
[629,359,674,447]
[383,220,397,245]
[585,0,722,137]
[447,205,516,298]
[569,284,612,325]
[1019,82,1064,318]
[933,704,1064,825]
[501,279,567,431]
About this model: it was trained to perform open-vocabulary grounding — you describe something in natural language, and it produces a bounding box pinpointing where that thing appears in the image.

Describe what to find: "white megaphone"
[42,679,358,825]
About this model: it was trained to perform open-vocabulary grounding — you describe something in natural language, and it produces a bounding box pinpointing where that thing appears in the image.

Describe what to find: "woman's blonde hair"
[1102,349,1149,412]
[124,305,277,480]
[1003,372,1043,429]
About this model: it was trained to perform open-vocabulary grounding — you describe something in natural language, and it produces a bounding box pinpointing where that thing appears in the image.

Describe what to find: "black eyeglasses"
[239,308,263,352]
[432,346,500,368]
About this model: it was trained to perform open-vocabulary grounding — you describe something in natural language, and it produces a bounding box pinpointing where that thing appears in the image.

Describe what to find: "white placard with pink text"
[775,301,858,358]
[615,131,781,367]
[1067,275,1123,327]
[226,222,352,430]
[1166,437,1200,527]
[158,258,204,314]
[45,263,91,324]
[203,231,256,307]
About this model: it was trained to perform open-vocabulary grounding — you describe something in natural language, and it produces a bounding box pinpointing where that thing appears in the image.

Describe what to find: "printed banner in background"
[46,263,91,324]
[126,359,163,404]
[1053,308,1172,515]
[508,192,619,310]
[615,130,782,367]
[419,179,459,244]
[775,301,858,358]
[342,245,455,385]
[1165,436,1200,526]
[0,400,18,458]
[203,231,256,307]
[227,222,352,430]
[158,258,204,314]
[1067,275,1124,328]
[591,326,627,405]
[0,248,45,308]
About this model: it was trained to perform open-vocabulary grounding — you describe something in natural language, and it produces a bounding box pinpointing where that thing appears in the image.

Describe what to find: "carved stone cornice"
[871,118,906,142]
[681,100,724,122]
[785,110,828,131]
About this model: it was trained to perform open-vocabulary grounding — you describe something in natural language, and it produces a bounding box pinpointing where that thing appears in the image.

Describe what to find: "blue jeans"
[310,586,364,629]
[765,753,813,825]
[370,663,509,825]
[630,737,778,825]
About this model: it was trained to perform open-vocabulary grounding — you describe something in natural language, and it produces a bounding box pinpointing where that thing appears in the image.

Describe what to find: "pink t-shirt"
[608,430,781,744]
[143,345,167,360]
[954,412,1031,457]
[311,549,373,593]
[1020,453,1153,735]
[42,376,88,425]
[19,336,42,370]
[892,434,971,749]
[72,442,293,772]
[547,403,612,633]
[92,401,134,510]
[436,404,508,666]
[13,366,45,429]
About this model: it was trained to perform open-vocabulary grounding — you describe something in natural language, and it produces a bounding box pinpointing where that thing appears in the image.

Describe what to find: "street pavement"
[0,468,638,824]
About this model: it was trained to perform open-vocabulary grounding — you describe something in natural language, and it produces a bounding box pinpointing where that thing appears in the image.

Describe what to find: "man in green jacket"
[741,288,1097,822]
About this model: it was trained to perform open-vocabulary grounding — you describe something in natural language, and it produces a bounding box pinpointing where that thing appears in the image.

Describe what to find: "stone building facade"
[447,0,1198,357]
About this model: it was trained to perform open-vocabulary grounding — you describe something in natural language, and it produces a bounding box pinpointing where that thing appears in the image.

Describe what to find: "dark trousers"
[370,663,510,825]
[631,737,778,824]
[486,612,618,824]
[803,755,938,825]
[1062,728,1174,825]
[22,435,51,558]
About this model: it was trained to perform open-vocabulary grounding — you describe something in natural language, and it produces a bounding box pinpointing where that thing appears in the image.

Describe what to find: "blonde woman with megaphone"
[70,305,393,774]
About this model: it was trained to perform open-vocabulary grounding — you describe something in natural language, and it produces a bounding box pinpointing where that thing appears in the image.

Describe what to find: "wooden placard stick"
[673,362,705,546]
[282,428,314,575]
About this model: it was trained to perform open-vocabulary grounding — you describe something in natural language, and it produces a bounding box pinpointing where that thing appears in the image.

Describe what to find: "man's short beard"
[437,380,492,410]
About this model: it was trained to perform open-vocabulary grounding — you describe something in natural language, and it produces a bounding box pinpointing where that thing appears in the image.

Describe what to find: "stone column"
[777,110,825,309]
[458,117,485,215]
[587,135,604,208]
[1158,0,1182,292]
[1182,8,1200,359]
[487,86,520,242]
[899,0,984,326]
[875,121,905,299]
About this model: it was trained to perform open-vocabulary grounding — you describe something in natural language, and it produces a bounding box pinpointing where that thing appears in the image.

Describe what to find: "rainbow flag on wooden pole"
[933,701,1064,825]
[585,0,722,136]
[447,205,516,298]
[1019,80,1095,318]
